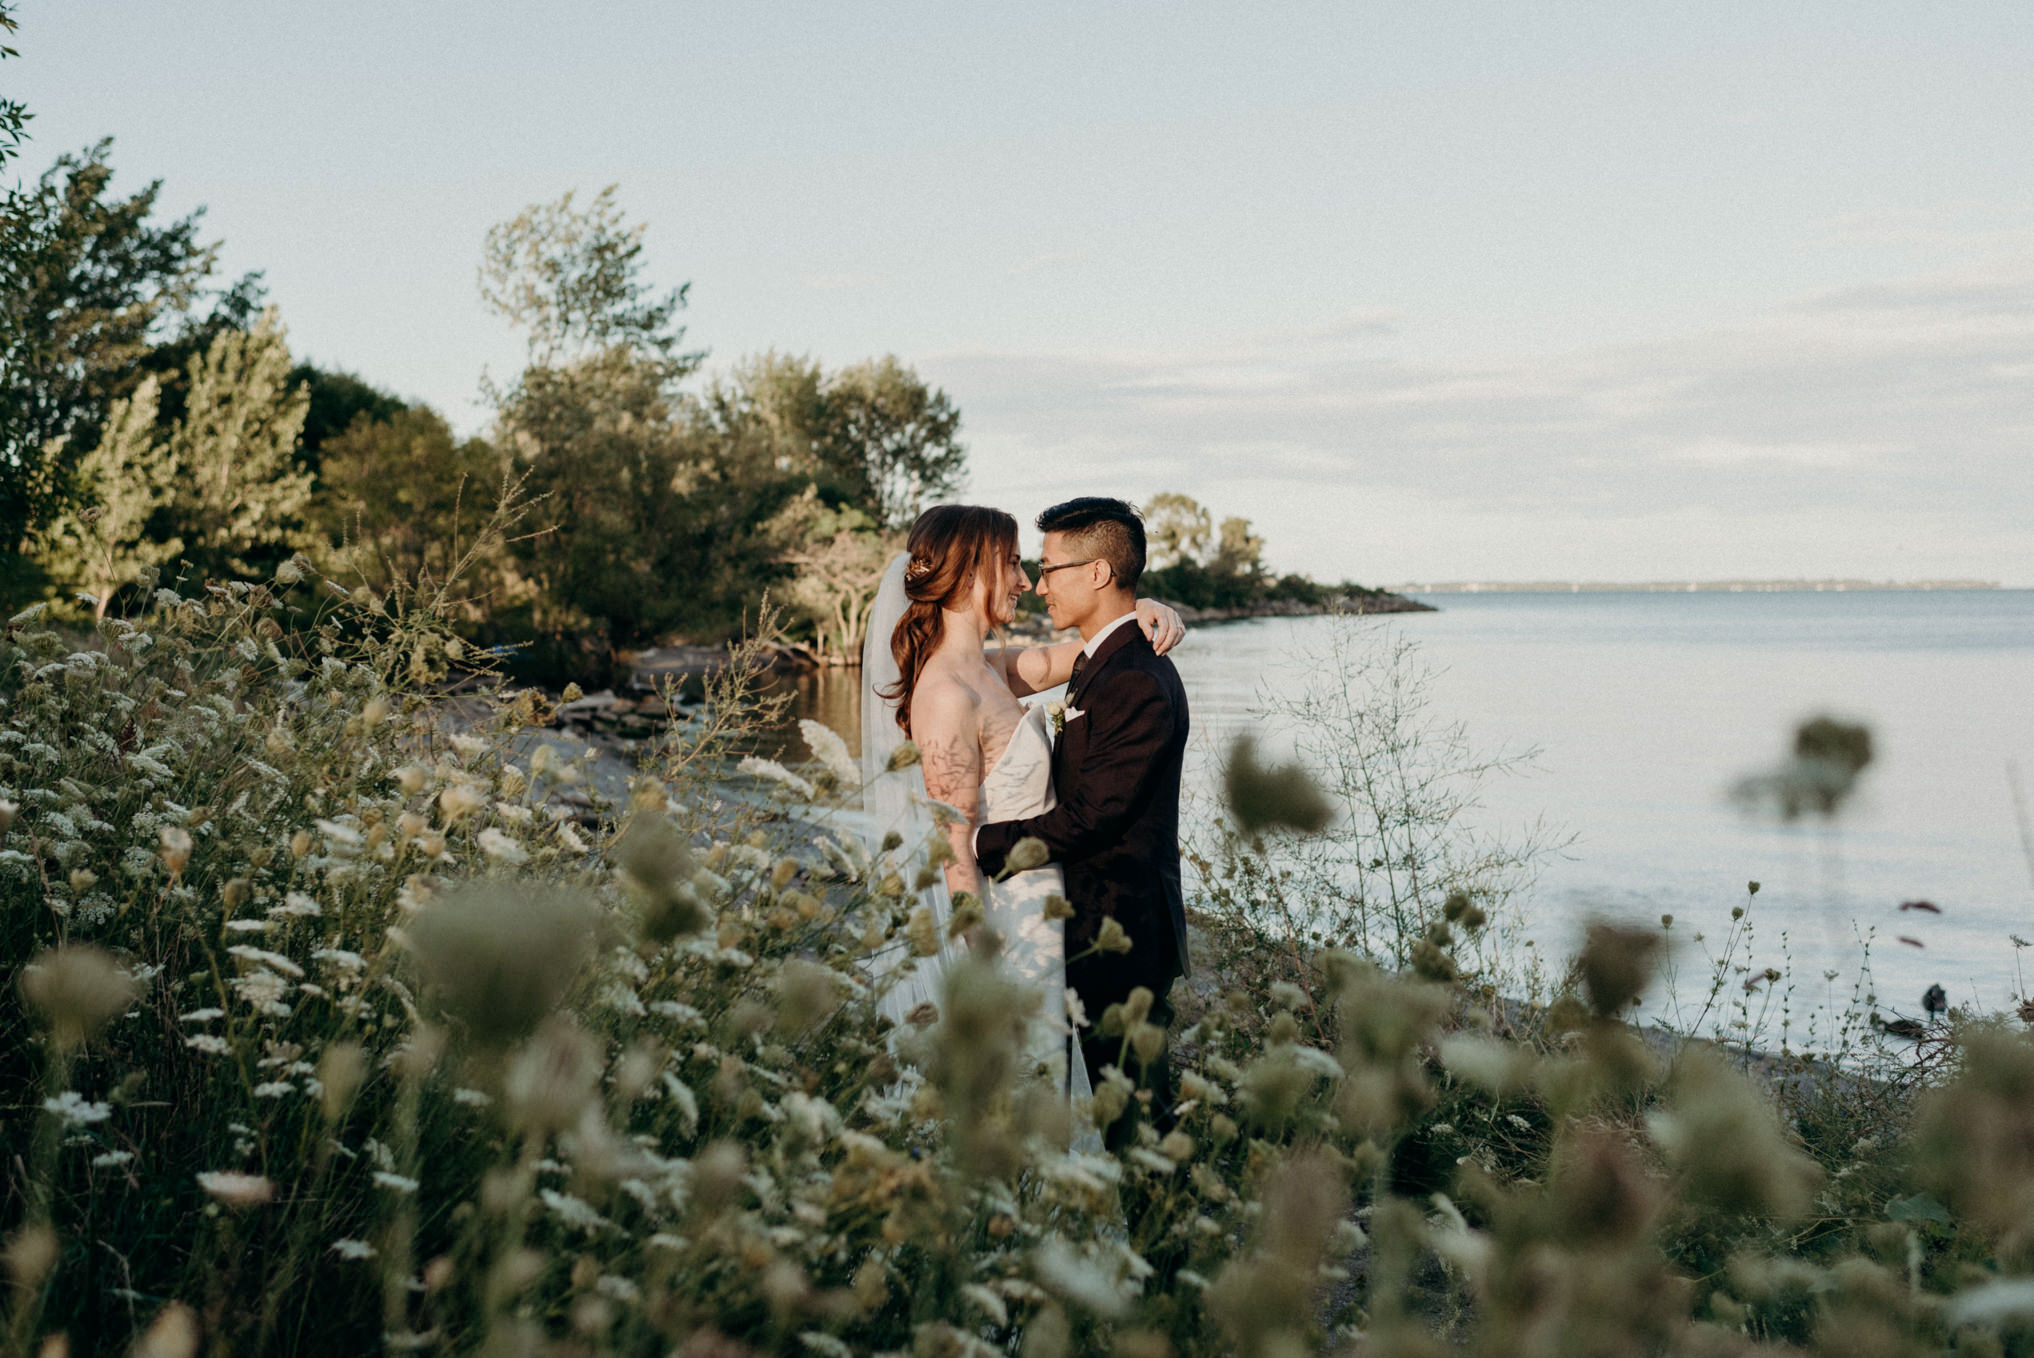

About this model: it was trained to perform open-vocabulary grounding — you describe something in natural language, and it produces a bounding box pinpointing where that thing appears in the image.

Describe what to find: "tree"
[165,311,312,576]
[816,357,965,530]
[697,352,967,531]
[1210,515,1267,582]
[0,140,239,556]
[773,491,900,664]
[292,364,409,475]
[35,376,182,617]
[311,404,504,604]
[1145,492,1214,571]
[0,3,28,172]
[478,184,702,375]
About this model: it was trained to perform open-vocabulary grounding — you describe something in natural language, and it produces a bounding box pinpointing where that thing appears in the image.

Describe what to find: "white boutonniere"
[1046,700,1066,736]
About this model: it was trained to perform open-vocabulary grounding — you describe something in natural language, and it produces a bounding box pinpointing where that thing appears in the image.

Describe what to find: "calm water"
[791,590,2034,1025]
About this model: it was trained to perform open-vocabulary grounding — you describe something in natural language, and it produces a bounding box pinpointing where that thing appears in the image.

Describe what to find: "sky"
[12,2,2034,584]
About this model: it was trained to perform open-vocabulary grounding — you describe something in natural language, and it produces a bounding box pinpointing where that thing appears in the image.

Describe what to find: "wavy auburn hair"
[881,504,1019,736]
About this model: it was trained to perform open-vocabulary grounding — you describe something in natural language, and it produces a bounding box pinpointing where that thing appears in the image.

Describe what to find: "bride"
[860,504,1183,1098]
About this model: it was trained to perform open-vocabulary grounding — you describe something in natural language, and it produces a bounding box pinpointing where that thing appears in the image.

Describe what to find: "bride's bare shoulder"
[907,668,980,740]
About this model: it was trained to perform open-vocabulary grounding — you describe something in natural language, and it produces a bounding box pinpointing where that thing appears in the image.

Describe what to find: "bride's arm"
[911,680,985,899]
[999,598,1187,697]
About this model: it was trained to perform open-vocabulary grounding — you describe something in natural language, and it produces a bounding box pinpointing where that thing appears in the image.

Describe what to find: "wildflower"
[373,1171,421,1194]
[184,1035,230,1055]
[617,816,709,942]
[437,783,485,823]
[317,1042,366,1122]
[557,821,589,853]
[67,868,96,892]
[158,824,192,877]
[1579,921,1663,1017]
[477,827,528,864]
[800,719,860,788]
[225,919,273,934]
[329,1239,375,1260]
[43,1091,113,1129]
[270,892,321,918]
[252,1081,294,1099]
[504,1020,604,1135]
[906,907,942,957]
[1223,733,1334,834]
[539,1188,614,1234]
[1006,836,1050,873]
[395,764,430,796]
[739,756,816,799]
[1095,918,1133,954]
[196,1171,275,1207]
[1042,893,1074,921]
[20,944,139,1050]
[227,945,304,978]
[1648,1050,1820,1218]
[91,1150,134,1168]
[451,735,488,761]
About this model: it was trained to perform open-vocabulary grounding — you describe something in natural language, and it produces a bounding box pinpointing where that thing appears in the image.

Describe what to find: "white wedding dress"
[861,555,1092,1105]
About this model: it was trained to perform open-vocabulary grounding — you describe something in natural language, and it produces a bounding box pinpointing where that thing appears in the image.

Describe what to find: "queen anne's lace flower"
[43,1092,112,1129]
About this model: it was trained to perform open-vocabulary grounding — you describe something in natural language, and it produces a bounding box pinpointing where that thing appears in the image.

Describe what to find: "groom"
[974,497,1191,1142]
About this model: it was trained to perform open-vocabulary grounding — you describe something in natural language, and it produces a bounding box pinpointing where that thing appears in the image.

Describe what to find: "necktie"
[1067,650,1088,694]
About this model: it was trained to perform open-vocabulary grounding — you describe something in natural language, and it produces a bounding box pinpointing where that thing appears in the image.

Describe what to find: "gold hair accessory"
[904,556,934,583]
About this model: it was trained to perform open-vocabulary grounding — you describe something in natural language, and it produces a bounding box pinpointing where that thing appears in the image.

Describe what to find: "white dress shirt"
[972,608,1140,857]
[1078,608,1139,663]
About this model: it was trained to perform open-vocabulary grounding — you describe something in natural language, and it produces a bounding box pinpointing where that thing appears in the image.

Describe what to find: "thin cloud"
[932,260,2034,582]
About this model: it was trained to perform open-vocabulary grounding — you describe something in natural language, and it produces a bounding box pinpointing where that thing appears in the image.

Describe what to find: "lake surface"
[789,590,2034,1032]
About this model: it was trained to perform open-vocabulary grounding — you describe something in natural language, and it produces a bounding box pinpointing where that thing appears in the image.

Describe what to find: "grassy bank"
[4,569,2034,1357]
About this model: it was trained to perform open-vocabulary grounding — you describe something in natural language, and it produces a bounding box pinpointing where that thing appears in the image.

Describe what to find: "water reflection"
[758,665,865,759]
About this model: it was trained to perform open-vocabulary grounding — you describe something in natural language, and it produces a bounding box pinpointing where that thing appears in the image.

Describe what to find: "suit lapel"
[1068,618,1143,711]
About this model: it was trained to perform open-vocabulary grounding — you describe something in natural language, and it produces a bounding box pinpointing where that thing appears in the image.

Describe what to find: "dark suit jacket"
[976,621,1192,991]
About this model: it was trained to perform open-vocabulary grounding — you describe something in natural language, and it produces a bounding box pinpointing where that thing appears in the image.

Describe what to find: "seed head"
[1006,837,1051,873]
[318,1041,367,1123]
[21,945,139,1050]
[1578,922,1663,1017]
[4,1224,58,1291]
[1095,918,1133,955]
[502,1018,603,1134]
[130,1302,200,1358]
[1223,734,1333,835]
[196,1171,276,1208]
[158,824,192,878]
[405,883,598,1045]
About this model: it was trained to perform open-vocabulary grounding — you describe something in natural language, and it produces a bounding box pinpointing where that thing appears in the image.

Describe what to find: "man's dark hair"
[1037,497,1146,592]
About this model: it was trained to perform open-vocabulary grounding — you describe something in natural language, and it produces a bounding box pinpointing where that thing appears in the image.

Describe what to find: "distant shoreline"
[1392,579,2002,595]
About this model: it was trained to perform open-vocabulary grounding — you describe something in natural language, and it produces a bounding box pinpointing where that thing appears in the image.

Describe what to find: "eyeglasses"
[1036,558,1106,578]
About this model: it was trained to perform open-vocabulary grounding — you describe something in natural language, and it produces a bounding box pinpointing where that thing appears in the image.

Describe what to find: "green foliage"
[0,139,242,556]
[311,404,506,604]
[1139,492,1374,613]
[478,183,701,374]
[495,346,797,643]
[32,376,183,617]
[291,363,409,471]
[163,310,313,577]
[696,350,961,537]
[0,3,28,171]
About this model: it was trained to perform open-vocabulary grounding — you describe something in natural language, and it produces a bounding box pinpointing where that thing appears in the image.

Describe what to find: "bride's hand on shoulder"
[1137,598,1186,656]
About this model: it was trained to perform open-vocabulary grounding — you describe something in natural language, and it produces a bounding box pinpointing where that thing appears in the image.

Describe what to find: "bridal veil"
[860,553,967,1026]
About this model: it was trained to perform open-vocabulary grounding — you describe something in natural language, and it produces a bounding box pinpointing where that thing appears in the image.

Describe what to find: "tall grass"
[6,574,2034,1356]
